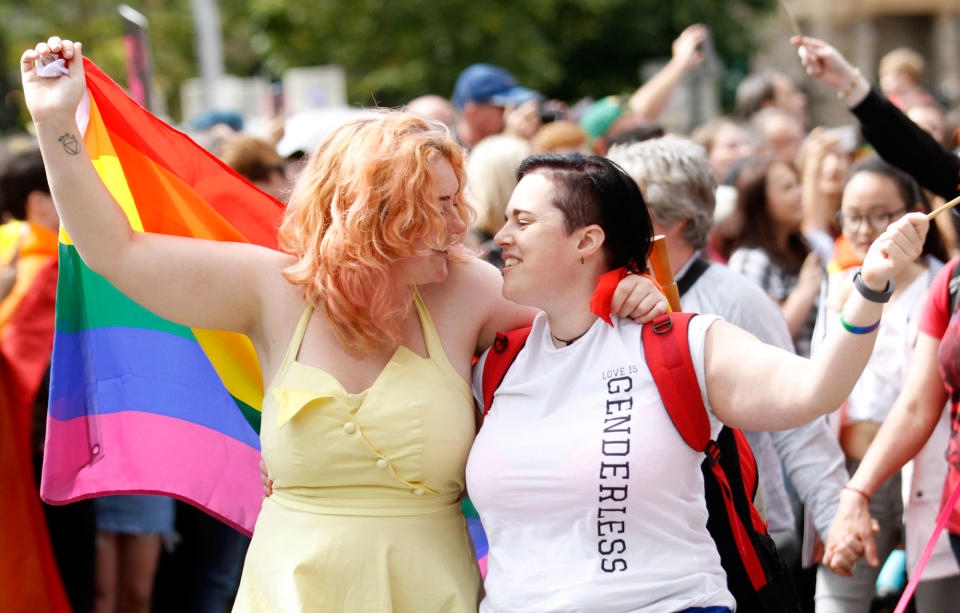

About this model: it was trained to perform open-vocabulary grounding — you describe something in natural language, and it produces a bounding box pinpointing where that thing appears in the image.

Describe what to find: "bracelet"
[840,310,881,334]
[853,270,894,303]
[843,485,871,503]
[837,67,862,100]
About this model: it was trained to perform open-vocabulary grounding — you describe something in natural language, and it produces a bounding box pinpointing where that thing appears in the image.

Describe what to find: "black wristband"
[853,270,894,303]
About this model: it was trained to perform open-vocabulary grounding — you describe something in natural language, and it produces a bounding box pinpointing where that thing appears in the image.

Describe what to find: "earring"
[580,255,584,265]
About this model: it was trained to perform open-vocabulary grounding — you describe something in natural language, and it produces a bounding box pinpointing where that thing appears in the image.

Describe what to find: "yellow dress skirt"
[233,294,482,612]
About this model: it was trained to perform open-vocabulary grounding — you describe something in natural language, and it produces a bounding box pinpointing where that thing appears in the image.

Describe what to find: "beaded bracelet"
[837,68,862,100]
[842,485,871,503]
[840,311,881,334]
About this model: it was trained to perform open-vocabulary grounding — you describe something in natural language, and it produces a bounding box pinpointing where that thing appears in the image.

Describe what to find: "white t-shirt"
[836,260,941,423]
[466,312,735,613]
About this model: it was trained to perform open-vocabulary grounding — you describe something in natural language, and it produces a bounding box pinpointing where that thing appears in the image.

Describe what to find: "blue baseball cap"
[453,63,541,109]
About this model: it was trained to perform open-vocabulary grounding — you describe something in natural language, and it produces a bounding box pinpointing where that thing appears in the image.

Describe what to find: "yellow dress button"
[413,489,425,496]
[376,458,388,469]
[343,422,356,434]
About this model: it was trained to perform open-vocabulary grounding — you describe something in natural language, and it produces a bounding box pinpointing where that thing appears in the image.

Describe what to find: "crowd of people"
[5,21,960,613]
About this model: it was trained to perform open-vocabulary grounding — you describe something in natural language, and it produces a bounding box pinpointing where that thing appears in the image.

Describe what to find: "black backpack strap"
[677,256,712,298]
[949,259,960,313]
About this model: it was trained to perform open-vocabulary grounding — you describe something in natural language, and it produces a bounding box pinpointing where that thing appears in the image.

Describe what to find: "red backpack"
[479,312,801,612]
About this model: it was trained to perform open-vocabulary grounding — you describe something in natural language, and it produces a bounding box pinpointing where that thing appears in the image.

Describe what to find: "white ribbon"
[36,54,69,78]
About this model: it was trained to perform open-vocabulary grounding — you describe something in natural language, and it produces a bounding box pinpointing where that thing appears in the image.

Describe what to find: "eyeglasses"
[835,208,906,233]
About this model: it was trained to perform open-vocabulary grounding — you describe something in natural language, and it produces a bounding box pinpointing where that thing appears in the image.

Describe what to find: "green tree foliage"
[2,0,774,127]
[245,0,774,106]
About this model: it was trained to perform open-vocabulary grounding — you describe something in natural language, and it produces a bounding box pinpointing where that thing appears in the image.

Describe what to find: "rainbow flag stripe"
[40,59,284,534]
[461,498,488,578]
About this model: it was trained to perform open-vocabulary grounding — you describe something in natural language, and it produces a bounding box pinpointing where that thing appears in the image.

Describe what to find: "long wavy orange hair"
[279,111,474,353]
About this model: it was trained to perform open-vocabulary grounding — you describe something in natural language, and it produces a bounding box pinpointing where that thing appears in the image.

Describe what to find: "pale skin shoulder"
[418,256,537,380]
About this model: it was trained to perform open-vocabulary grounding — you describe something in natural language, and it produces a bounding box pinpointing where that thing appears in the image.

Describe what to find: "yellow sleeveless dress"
[233,289,481,612]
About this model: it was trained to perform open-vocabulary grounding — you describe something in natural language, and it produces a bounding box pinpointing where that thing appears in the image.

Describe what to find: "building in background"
[753,0,960,127]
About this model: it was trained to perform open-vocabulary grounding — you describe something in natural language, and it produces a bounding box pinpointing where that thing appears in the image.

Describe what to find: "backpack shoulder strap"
[677,257,711,298]
[949,259,960,313]
[642,313,714,456]
[481,326,532,419]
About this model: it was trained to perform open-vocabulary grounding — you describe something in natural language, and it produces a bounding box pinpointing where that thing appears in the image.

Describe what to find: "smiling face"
[391,156,466,286]
[493,172,583,308]
[840,171,910,261]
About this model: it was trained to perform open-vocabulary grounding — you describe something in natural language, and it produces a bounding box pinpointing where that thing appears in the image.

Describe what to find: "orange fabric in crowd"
[826,234,862,275]
[0,223,58,332]
[2,256,58,448]
[0,359,72,613]
[0,222,70,612]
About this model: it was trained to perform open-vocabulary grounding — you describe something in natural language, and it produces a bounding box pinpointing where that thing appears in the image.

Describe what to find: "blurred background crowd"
[4,1,960,612]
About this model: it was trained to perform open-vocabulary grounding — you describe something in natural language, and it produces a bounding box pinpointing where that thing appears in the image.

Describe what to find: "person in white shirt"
[466,153,926,612]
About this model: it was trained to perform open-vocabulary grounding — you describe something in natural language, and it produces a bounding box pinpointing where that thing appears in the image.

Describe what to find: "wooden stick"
[927,194,960,220]
[778,0,804,40]
[647,235,682,313]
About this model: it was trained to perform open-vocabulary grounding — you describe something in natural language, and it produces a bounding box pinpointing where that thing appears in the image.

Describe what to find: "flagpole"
[189,0,225,110]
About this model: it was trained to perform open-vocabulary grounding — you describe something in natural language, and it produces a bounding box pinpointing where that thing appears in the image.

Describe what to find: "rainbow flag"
[461,499,488,578]
[40,58,285,534]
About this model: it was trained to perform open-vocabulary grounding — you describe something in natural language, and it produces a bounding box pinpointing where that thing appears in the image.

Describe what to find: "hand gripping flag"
[41,58,285,535]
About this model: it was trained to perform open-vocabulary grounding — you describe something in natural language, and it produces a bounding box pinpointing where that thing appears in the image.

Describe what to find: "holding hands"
[20,36,86,124]
[823,488,881,575]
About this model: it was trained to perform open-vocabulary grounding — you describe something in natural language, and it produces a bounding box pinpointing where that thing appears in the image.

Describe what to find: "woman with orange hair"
[21,38,664,612]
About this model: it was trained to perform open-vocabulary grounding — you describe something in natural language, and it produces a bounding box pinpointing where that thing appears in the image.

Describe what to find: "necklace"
[551,329,589,346]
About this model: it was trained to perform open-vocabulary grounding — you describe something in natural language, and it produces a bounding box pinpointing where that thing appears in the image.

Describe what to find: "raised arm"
[705,213,928,431]
[800,128,842,236]
[21,38,281,339]
[628,24,707,121]
[795,36,960,201]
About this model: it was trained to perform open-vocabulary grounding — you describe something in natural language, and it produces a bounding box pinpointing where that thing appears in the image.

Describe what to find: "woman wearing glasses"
[814,158,951,612]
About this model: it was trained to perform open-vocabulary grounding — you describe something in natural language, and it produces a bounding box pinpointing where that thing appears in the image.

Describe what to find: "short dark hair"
[0,139,48,221]
[516,153,652,272]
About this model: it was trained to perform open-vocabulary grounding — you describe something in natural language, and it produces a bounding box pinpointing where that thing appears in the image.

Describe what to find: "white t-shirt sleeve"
[688,314,724,439]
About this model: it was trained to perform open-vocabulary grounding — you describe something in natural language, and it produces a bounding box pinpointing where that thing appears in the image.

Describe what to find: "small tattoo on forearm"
[58,133,80,155]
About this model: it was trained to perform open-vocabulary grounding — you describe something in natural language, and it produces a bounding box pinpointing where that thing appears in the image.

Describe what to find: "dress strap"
[279,304,315,372]
[411,287,467,393]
